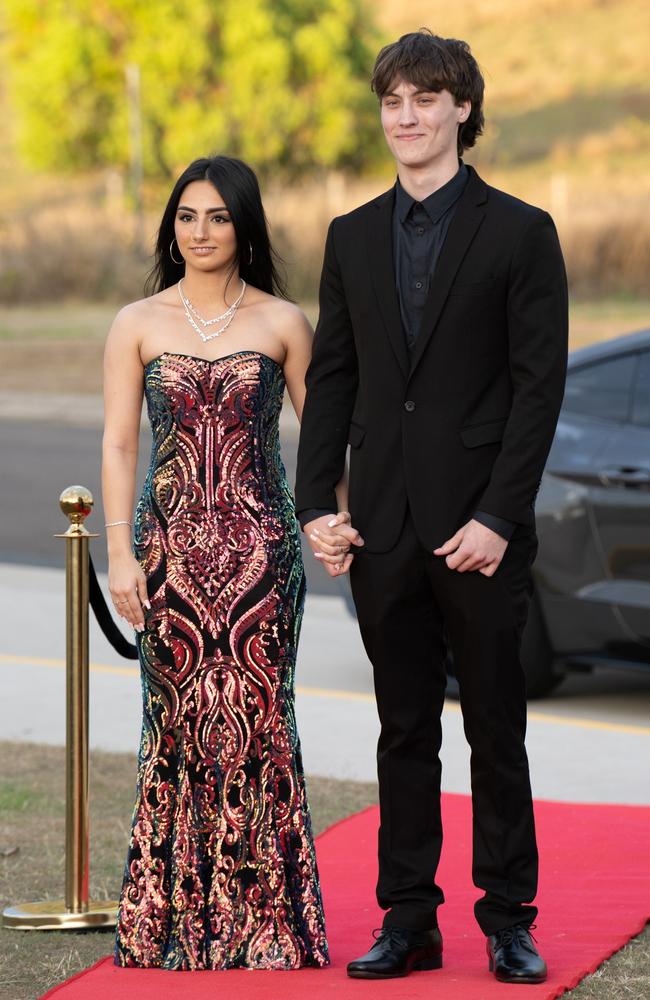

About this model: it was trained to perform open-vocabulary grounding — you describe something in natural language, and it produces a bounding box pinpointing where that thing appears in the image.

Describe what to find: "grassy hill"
[0,1,647,304]
[378,0,650,186]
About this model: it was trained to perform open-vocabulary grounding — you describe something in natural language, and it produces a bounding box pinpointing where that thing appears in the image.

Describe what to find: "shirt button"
[417,227,425,235]
[404,400,416,412]
[415,281,423,289]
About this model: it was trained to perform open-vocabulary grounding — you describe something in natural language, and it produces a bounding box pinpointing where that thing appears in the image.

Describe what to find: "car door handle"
[598,466,650,488]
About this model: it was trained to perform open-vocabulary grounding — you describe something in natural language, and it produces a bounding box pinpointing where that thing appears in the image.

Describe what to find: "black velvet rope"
[88,554,138,660]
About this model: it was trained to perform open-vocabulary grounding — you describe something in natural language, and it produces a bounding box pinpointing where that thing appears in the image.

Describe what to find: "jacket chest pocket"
[447,278,501,299]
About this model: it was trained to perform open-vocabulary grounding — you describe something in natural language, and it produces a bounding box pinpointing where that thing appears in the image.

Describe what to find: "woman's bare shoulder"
[109,289,173,335]
[269,299,313,358]
[258,293,311,331]
[242,285,310,341]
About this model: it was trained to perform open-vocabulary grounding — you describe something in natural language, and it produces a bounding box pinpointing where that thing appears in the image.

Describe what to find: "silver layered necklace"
[178,277,246,342]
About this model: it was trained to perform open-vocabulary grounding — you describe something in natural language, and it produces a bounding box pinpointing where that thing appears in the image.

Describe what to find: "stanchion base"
[2,899,118,930]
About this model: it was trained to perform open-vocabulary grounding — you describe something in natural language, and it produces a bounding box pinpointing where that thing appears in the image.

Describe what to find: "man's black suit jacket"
[295,165,569,553]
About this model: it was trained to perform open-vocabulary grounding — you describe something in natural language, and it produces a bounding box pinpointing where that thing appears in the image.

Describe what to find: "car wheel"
[445,591,563,700]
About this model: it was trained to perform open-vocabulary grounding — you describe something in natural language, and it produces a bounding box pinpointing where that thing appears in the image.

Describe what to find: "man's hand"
[304,511,364,577]
[434,519,508,576]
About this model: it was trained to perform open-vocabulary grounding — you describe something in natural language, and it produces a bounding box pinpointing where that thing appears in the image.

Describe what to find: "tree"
[4,0,383,177]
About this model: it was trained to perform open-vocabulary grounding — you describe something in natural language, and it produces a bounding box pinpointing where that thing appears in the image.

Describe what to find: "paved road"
[0,406,351,604]
[2,562,649,804]
[2,404,650,804]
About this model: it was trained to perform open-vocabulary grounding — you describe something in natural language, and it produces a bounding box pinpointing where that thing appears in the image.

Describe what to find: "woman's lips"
[190,247,217,254]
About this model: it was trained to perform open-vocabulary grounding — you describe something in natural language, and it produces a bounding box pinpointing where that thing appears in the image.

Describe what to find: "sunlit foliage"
[4,0,382,177]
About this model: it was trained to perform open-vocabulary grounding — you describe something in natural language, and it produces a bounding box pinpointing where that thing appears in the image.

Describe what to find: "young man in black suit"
[295,29,568,984]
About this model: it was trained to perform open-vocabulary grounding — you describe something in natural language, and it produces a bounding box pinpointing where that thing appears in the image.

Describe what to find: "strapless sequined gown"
[114,350,328,970]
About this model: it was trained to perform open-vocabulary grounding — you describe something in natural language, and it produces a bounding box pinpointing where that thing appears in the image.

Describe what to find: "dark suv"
[447,328,650,698]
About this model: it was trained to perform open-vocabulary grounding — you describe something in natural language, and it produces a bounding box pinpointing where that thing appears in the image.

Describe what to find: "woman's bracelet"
[105,520,132,528]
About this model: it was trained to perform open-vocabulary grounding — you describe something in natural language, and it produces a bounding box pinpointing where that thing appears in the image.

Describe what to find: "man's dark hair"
[371,28,485,156]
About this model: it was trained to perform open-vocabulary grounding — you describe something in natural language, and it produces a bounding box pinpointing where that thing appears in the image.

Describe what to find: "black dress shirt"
[393,164,468,349]
[298,164,515,541]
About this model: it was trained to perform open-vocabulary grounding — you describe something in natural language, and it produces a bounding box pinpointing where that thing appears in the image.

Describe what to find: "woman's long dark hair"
[145,155,290,299]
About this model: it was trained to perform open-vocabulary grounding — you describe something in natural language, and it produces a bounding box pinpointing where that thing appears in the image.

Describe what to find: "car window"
[563,353,637,422]
[631,351,650,427]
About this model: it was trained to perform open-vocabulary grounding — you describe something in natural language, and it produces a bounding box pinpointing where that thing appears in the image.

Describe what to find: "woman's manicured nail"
[143,600,151,609]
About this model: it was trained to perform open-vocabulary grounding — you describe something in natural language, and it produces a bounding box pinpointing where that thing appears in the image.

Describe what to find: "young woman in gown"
[102,155,351,971]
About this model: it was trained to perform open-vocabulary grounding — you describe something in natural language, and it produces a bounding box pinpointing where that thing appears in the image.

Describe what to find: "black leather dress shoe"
[487,923,547,984]
[347,926,443,979]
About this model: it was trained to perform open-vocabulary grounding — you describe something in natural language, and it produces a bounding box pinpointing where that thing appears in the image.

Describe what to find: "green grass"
[0,781,58,815]
[0,299,647,397]
[0,299,647,347]
[568,298,650,350]
[0,304,117,341]
[0,742,648,999]
[567,930,650,999]
[0,741,378,1000]
[0,743,650,1000]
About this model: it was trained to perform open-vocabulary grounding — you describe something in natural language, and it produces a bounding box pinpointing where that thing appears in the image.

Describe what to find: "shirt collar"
[395,161,468,224]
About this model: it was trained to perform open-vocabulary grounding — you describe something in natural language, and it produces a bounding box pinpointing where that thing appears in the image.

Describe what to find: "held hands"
[434,518,508,576]
[305,512,364,577]
[108,552,150,631]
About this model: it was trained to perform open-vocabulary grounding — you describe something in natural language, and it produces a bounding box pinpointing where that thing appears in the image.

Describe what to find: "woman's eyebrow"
[177,204,229,213]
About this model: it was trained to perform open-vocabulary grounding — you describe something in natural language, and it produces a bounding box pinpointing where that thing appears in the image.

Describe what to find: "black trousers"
[349,509,539,936]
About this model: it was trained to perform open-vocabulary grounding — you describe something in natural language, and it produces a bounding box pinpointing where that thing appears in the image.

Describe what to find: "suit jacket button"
[404,400,416,412]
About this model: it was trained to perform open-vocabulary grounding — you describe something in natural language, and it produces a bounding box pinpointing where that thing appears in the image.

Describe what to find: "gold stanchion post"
[2,486,119,929]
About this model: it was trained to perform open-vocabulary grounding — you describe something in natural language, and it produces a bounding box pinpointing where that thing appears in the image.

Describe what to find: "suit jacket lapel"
[366,188,410,379]
[408,166,489,377]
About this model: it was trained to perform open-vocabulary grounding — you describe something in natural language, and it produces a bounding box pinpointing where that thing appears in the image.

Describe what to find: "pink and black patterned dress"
[114,350,329,970]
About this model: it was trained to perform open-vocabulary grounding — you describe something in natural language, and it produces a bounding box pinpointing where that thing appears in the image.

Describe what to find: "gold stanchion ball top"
[59,485,94,526]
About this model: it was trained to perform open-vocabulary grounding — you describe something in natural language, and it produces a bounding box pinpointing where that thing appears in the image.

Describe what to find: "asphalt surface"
[2,399,649,804]
[2,560,649,803]
[0,404,351,604]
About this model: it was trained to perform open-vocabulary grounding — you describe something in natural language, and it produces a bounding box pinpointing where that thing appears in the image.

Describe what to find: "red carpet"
[41,794,649,1000]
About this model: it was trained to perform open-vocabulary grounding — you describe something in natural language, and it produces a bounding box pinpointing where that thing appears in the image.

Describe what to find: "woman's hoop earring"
[248,242,253,266]
[169,239,184,265]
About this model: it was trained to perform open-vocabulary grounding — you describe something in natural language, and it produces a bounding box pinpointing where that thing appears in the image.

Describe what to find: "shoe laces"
[496,922,537,948]
[372,926,410,948]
